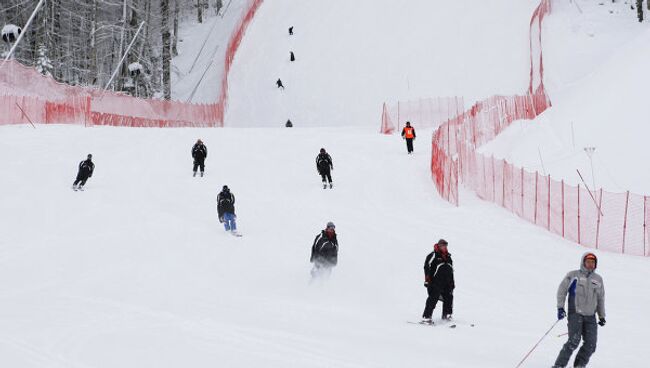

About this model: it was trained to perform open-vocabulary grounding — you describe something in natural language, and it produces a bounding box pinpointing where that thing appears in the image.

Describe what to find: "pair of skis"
[407,319,475,329]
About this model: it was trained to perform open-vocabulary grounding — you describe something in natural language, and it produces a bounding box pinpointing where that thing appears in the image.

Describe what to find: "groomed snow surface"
[1,125,649,367]
[480,1,650,194]
[171,1,248,103]
[226,0,539,127]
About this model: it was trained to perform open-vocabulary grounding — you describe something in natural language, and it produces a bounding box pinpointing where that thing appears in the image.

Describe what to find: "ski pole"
[515,320,560,368]
[557,332,568,338]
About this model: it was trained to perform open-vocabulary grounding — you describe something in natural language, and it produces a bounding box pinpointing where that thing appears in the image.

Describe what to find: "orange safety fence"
[0,0,264,128]
[381,0,649,256]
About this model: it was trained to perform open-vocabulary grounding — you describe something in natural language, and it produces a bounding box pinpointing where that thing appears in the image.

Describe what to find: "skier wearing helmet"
[191,139,208,177]
[552,252,606,368]
[72,154,95,191]
[217,185,239,236]
[315,148,334,189]
[421,239,454,324]
[310,222,338,278]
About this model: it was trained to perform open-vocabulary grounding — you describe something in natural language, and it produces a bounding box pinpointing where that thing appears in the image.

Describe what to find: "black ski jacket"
[77,159,95,178]
[423,251,454,289]
[217,190,235,218]
[316,153,333,174]
[192,143,208,161]
[310,231,338,266]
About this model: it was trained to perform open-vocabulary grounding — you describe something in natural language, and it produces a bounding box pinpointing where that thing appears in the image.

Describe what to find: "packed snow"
[171,1,248,103]
[0,125,649,367]
[480,1,650,194]
[225,0,540,127]
[2,0,650,367]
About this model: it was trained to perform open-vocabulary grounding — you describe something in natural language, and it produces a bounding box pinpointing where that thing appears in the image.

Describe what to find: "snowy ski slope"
[2,0,650,367]
[480,1,650,193]
[0,125,649,367]
[225,0,538,127]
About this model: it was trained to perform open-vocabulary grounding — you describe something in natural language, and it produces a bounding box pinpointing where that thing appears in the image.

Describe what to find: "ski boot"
[193,171,197,177]
[329,183,333,189]
[200,171,204,177]
[323,182,327,189]
[420,317,433,325]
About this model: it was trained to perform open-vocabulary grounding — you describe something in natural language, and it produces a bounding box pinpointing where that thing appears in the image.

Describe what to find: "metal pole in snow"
[104,21,146,91]
[2,0,46,65]
[576,169,604,217]
[514,320,560,368]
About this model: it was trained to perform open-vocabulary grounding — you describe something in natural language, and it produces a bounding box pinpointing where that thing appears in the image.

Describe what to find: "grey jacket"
[556,252,606,318]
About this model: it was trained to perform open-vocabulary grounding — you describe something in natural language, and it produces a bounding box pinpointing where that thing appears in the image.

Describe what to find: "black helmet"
[320,148,326,153]
[222,185,229,191]
[87,154,93,159]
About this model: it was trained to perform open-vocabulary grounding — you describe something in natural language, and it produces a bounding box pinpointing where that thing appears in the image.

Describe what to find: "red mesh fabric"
[0,0,264,128]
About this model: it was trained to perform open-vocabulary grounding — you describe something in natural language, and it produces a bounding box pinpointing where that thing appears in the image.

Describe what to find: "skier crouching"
[72,154,95,191]
[310,222,338,279]
[217,185,239,236]
[421,239,454,324]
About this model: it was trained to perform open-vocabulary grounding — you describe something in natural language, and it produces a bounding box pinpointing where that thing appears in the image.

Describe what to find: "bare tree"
[161,0,172,99]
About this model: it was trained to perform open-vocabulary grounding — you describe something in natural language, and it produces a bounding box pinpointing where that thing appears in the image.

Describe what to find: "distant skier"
[552,253,605,368]
[310,222,338,279]
[401,121,416,154]
[215,0,223,15]
[421,239,454,324]
[72,154,95,191]
[276,78,284,90]
[191,139,208,177]
[217,185,240,236]
[316,148,333,189]
[290,51,295,62]
[288,26,293,35]
[286,119,293,127]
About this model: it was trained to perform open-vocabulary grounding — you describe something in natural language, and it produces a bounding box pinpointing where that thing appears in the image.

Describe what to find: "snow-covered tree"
[35,44,52,76]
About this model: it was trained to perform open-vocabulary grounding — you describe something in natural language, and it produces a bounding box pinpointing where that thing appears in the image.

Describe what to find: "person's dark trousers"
[320,173,332,183]
[554,313,598,367]
[73,174,89,187]
[193,158,205,173]
[406,138,414,153]
[319,168,332,183]
[422,284,453,318]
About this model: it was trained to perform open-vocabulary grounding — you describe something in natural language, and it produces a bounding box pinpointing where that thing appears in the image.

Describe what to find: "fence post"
[562,179,565,238]
[502,160,506,208]
[577,184,581,245]
[492,156,496,202]
[622,191,630,254]
[521,167,525,217]
[534,171,539,224]
[483,155,487,199]
[547,176,551,231]
[596,189,602,249]
[643,196,648,257]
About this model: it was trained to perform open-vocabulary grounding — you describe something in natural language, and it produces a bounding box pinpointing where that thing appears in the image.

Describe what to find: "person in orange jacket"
[401,121,416,154]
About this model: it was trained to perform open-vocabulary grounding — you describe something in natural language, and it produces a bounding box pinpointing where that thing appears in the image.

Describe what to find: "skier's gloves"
[557,308,566,320]
[598,318,606,327]
[423,282,428,288]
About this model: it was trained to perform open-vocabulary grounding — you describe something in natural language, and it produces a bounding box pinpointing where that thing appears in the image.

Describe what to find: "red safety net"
[380,0,649,256]
[380,97,465,135]
[0,0,264,128]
